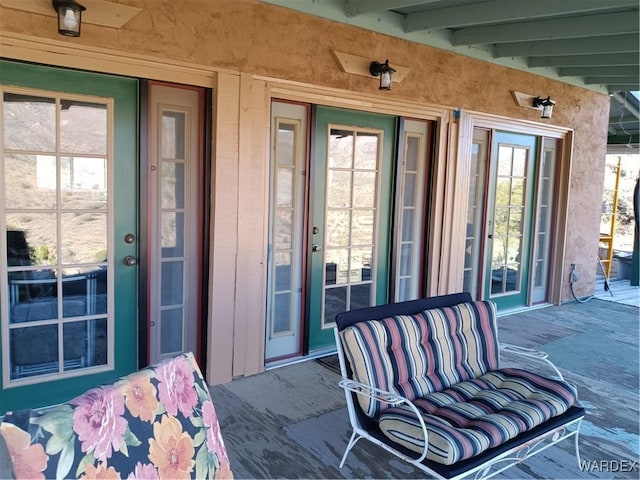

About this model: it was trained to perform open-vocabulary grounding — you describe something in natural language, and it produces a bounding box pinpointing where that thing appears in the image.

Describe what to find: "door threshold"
[265,347,337,371]
[497,302,553,317]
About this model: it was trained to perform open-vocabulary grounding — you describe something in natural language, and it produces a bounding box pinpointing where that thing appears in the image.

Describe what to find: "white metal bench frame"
[334,309,584,480]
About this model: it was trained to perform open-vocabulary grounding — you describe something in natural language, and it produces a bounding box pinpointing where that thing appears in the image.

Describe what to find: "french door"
[308,106,396,352]
[392,119,430,302]
[465,128,560,310]
[484,131,537,310]
[265,104,397,359]
[147,83,204,364]
[0,61,138,412]
[265,102,308,361]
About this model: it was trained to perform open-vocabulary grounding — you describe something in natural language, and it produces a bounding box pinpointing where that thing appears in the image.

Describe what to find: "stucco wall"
[1,0,611,116]
[0,0,610,379]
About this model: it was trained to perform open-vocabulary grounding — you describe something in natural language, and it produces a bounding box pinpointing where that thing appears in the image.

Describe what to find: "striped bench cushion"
[340,301,499,418]
[378,368,578,465]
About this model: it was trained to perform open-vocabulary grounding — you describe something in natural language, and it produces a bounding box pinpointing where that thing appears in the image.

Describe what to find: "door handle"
[123,255,137,266]
[488,234,493,239]
[312,243,322,252]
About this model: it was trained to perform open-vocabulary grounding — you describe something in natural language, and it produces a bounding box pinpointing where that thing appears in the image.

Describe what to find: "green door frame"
[0,61,138,412]
[484,131,538,311]
[307,106,396,351]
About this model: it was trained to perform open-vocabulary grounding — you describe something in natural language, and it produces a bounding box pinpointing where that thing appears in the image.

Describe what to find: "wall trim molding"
[263,76,451,121]
[467,109,572,138]
[0,32,221,87]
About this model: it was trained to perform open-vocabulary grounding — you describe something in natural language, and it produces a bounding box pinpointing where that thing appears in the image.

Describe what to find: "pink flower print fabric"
[202,400,229,465]
[71,385,128,462]
[0,352,233,479]
[156,355,199,418]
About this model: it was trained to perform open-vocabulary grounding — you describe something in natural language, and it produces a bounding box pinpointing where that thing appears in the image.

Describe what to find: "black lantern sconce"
[533,96,556,119]
[52,0,86,37]
[370,59,396,91]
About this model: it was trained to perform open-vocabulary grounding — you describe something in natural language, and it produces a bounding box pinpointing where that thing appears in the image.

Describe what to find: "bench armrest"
[338,379,408,406]
[338,379,430,463]
[500,343,549,359]
[500,343,564,381]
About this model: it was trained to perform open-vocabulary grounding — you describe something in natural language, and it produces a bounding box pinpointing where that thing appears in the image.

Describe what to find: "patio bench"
[0,352,232,479]
[334,292,585,480]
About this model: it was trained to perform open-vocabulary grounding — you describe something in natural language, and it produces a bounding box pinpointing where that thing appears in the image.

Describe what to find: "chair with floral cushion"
[0,352,233,480]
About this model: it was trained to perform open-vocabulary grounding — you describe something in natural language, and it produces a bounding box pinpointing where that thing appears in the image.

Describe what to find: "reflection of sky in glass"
[35,155,57,189]
[161,112,185,160]
[63,157,106,189]
[36,156,106,190]
[277,126,295,165]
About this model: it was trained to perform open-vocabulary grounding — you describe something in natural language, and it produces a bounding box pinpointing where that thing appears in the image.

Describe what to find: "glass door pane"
[159,111,186,356]
[393,119,429,302]
[490,144,527,295]
[463,128,489,298]
[272,122,297,338]
[323,129,379,326]
[531,138,558,303]
[3,92,110,381]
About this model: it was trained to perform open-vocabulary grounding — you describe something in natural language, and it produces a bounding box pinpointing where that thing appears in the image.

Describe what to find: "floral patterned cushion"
[0,352,233,479]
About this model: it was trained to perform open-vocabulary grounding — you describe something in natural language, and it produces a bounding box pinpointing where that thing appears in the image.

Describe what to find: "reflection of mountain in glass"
[323,129,379,324]
[3,93,109,267]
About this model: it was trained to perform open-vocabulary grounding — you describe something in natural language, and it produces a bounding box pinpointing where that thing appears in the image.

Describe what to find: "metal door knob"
[123,255,137,266]
[312,243,322,252]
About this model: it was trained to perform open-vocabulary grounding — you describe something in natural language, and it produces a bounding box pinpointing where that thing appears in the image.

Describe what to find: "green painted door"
[308,106,396,351]
[0,61,138,413]
[484,131,537,311]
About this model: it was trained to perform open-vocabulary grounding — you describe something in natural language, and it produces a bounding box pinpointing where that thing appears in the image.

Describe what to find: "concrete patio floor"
[210,297,639,479]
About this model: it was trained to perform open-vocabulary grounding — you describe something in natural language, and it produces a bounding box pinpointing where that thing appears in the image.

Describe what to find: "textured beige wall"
[0,0,609,116]
[0,0,609,378]
[563,101,610,299]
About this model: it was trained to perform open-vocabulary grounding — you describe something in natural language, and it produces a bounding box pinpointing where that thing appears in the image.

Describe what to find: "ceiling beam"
[528,53,639,67]
[609,115,640,128]
[345,0,437,17]
[608,133,640,144]
[262,0,635,95]
[558,66,639,77]
[609,84,640,92]
[585,76,639,85]
[452,12,638,46]
[612,92,640,121]
[493,34,639,57]
[403,0,638,32]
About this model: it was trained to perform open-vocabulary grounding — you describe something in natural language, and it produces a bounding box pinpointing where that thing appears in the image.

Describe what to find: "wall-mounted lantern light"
[369,59,396,91]
[533,96,556,119]
[52,0,86,37]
